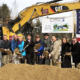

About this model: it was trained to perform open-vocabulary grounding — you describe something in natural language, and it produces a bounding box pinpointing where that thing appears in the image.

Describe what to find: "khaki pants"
[52,59,58,66]
[2,55,10,66]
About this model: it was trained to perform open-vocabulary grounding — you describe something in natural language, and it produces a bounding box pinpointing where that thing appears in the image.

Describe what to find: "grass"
[53,29,68,31]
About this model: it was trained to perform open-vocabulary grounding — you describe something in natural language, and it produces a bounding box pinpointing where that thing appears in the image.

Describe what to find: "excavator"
[0,0,80,40]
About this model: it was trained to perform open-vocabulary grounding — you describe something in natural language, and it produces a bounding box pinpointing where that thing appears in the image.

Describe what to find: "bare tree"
[11,0,18,19]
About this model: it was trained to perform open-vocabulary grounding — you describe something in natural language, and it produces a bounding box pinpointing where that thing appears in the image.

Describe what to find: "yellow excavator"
[0,26,23,40]
[1,0,80,40]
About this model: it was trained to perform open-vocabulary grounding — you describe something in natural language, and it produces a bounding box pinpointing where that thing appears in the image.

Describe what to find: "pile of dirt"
[0,63,80,80]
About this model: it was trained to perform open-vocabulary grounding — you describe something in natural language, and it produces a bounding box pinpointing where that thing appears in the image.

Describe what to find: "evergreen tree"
[0,4,11,26]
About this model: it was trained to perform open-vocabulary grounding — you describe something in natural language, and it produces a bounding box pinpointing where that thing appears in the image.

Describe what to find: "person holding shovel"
[49,36,60,66]
[35,35,44,64]
[0,35,11,66]
[24,34,35,65]
[18,36,26,63]
[43,33,51,65]
[61,37,71,68]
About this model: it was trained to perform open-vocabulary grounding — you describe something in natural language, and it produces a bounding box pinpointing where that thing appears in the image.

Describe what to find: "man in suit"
[71,37,80,68]
[49,36,60,66]
[24,34,35,64]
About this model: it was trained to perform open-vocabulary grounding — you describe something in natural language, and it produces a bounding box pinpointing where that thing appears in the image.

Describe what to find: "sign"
[41,9,49,15]
[42,17,73,33]
[9,36,14,41]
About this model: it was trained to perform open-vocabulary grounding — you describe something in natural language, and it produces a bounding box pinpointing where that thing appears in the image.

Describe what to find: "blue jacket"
[35,39,44,56]
[18,41,26,56]
[11,39,18,53]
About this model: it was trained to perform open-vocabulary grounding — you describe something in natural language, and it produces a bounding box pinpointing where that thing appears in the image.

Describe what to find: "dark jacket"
[0,40,11,55]
[35,39,44,56]
[24,39,35,55]
[61,42,71,68]
[43,38,51,52]
[71,42,80,63]
[0,40,1,48]
[61,42,71,56]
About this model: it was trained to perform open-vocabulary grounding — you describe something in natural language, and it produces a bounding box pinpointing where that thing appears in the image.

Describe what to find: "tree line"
[0,4,11,26]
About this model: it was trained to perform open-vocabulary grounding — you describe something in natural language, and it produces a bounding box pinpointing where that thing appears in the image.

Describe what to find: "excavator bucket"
[8,16,21,32]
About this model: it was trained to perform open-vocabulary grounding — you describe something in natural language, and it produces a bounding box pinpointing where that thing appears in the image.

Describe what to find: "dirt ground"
[0,63,80,80]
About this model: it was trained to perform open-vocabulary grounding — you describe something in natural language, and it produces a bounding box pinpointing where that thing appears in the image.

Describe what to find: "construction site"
[0,0,80,80]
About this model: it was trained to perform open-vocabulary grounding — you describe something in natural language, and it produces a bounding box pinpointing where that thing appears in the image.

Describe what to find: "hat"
[44,33,49,36]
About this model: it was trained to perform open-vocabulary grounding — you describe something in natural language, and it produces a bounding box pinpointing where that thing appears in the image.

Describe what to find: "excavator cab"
[15,22,33,39]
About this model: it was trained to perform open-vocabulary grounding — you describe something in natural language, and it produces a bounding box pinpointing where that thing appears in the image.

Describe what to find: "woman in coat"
[61,37,71,68]
[18,36,26,63]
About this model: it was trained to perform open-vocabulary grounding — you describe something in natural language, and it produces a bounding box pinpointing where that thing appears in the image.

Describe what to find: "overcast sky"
[0,0,78,20]
[0,0,76,12]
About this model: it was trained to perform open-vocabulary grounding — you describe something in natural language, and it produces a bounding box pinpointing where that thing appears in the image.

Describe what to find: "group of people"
[0,33,80,68]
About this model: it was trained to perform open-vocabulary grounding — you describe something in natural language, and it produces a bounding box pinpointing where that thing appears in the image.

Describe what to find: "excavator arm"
[8,0,80,33]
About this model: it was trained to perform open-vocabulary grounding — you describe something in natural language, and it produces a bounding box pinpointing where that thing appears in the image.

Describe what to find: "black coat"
[0,40,11,55]
[24,40,35,55]
[0,40,11,49]
[61,42,71,68]
[61,42,71,56]
[71,42,80,63]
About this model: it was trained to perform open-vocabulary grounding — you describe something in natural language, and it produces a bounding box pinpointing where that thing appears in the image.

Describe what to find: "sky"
[0,0,78,20]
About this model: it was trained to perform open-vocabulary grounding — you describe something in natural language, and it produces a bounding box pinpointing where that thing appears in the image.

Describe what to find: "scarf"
[18,40,23,46]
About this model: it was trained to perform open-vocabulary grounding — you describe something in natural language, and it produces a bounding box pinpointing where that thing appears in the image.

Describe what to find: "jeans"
[0,52,2,67]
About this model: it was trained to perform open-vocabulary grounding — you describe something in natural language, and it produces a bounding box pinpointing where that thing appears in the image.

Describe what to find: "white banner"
[42,17,73,33]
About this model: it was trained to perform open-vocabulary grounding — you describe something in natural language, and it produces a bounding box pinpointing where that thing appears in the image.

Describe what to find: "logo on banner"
[62,19,65,22]
[50,18,65,22]
[50,6,69,12]
[41,9,49,14]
